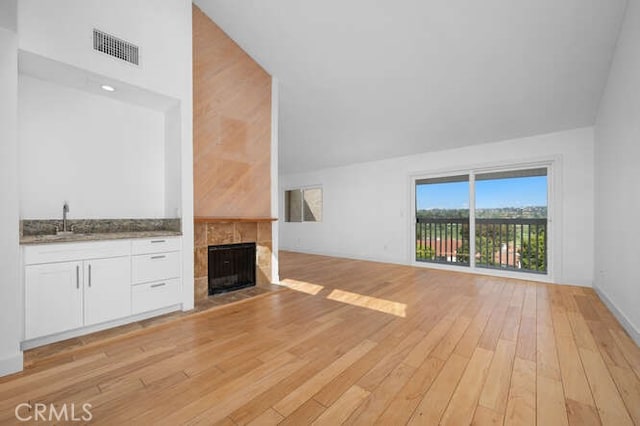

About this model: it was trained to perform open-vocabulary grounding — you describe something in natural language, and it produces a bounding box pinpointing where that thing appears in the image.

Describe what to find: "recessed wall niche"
[18,51,182,220]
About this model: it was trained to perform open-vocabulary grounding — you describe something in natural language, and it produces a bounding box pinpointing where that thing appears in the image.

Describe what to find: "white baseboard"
[0,352,23,377]
[594,286,640,346]
[279,246,406,267]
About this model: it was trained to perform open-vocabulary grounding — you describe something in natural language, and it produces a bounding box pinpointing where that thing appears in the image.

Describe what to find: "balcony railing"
[416,217,547,273]
[416,218,470,266]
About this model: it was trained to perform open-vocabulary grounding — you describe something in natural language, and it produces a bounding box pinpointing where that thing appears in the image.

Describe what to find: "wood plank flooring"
[1,251,639,425]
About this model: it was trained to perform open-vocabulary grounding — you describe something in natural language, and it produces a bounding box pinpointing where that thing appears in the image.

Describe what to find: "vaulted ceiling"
[194,0,628,173]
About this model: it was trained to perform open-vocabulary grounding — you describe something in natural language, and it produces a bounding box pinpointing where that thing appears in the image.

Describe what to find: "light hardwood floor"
[1,251,639,425]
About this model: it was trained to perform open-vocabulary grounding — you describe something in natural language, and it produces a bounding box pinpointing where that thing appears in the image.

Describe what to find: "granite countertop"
[20,218,182,245]
[20,230,182,245]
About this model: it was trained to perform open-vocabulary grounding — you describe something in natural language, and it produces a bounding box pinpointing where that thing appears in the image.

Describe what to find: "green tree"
[521,229,546,272]
[456,223,471,264]
[416,243,435,260]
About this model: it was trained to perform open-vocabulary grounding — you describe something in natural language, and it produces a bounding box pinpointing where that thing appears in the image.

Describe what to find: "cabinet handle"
[76,265,80,289]
[150,282,166,288]
[151,240,166,244]
[151,255,166,260]
[88,264,92,287]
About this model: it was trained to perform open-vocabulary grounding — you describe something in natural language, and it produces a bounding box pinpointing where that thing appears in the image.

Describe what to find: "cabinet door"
[25,261,83,340]
[84,256,132,326]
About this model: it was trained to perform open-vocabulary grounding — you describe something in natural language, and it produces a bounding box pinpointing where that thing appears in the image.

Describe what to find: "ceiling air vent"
[93,29,139,65]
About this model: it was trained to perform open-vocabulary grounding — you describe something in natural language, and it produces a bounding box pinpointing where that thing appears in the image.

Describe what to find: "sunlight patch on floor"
[280,279,325,295]
[326,289,407,318]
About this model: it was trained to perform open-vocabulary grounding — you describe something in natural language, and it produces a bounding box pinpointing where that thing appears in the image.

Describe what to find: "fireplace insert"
[208,242,256,295]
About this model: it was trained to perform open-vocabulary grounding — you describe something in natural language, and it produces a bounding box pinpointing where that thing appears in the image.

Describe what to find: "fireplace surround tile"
[194,218,275,303]
[194,247,208,278]
[257,222,272,243]
[257,242,272,268]
[257,247,272,285]
[195,277,208,302]
[194,222,208,247]
[207,223,235,245]
[235,222,258,243]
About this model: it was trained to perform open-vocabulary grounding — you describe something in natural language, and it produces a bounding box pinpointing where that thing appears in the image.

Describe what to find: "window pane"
[415,175,470,266]
[285,189,302,222]
[475,169,547,273]
[475,170,547,218]
[416,175,470,217]
[303,188,322,222]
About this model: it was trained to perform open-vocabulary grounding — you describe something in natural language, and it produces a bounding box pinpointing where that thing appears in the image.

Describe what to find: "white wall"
[164,103,182,218]
[19,75,166,219]
[0,6,23,376]
[178,5,194,312]
[271,77,280,283]
[280,127,595,287]
[17,0,188,101]
[594,0,640,344]
[0,0,17,32]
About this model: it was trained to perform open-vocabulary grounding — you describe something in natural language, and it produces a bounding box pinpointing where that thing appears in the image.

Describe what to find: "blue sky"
[416,176,547,210]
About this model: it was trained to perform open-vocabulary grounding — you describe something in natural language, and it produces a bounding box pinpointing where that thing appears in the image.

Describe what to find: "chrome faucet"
[62,202,69,233]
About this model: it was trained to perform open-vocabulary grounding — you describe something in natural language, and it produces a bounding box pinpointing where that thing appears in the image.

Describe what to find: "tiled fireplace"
[194,218,274,303]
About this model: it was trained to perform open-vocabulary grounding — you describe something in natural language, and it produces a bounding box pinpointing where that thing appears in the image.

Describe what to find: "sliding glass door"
[475,169,547,273]
[415,175,470,266]
[415,167,548,275]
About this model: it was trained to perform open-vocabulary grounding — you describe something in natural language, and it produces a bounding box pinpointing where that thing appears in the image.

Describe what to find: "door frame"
[408,156,560,283]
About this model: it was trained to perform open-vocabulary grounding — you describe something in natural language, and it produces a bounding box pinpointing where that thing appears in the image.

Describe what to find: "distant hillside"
[417,206,547,219]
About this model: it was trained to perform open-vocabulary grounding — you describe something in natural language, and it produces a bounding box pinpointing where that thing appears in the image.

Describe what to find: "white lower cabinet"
[25,261,83,339]
[84,256,131,326]
[23,237,182,344]
[25,256,131,340]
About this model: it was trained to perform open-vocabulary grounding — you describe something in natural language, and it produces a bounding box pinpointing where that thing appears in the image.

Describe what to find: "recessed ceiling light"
[101,84,115,92]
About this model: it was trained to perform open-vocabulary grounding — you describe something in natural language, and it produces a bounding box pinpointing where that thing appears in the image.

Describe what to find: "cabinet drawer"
[131,279,180,314]
[131,237,181,255]
[132,251,181,284]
